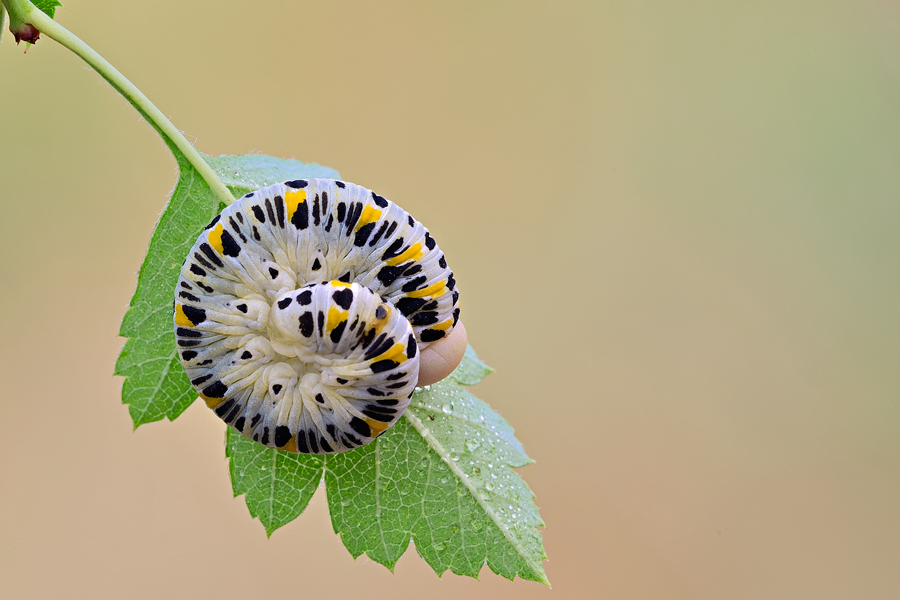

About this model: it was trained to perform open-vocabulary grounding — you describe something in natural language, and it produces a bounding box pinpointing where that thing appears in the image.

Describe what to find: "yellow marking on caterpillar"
[281,435,299,453]
[175,304,194,327]
[326,307,348,332]
[200,393,226,409]
[372,318,389,334]
[285,189,307,218]
[366,418,390,436]
[405,279,446,299]
[208,222,225,254]
[355,205,382,231]
[377,343,406,362]
[432,318,453,331]
[331,281,352,288]
[383,243,422,267]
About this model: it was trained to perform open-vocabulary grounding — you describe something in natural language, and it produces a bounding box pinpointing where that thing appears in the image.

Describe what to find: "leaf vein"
[403,410,544,578]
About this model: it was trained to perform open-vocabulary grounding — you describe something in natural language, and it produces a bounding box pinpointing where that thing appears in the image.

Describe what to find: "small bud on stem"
[12,21,39,44]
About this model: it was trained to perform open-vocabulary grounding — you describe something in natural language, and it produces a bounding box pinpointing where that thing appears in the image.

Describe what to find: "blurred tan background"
[2,1,899,598]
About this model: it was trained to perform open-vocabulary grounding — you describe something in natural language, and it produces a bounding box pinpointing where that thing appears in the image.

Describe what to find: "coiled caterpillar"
[174,179,460,453]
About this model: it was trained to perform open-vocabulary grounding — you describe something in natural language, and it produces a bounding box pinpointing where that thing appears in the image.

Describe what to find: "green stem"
[2,0,234,206]
[0,4,6,44]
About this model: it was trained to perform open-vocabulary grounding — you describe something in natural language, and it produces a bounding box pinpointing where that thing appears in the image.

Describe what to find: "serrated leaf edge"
[130,351,176,427]
[225,429,325,537]
[401,410,548,584]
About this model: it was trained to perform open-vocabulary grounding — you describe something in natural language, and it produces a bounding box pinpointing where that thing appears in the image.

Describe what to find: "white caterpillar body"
[174,179,459,453]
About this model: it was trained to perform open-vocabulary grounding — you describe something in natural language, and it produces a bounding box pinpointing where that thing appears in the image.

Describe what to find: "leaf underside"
[226,348,549,585]
[114,153,339,428]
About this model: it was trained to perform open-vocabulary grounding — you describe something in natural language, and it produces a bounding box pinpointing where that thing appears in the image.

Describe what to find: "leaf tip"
[368,554,399,573]
[112,358,127,377]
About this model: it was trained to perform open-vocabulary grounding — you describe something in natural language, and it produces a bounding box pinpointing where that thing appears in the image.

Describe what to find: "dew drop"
[441,404,452,414]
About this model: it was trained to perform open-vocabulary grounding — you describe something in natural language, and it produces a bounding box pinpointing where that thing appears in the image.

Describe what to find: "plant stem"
[2,0,234,206]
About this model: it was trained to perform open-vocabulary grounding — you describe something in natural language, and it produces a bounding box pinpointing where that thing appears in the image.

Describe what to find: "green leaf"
[226,427,325,537]
[115,153,339,428]
[204,154,339,198]
[226,348,549,584]
[451,344,495,385]
[31,0,62,19]
[114,154,220,427]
